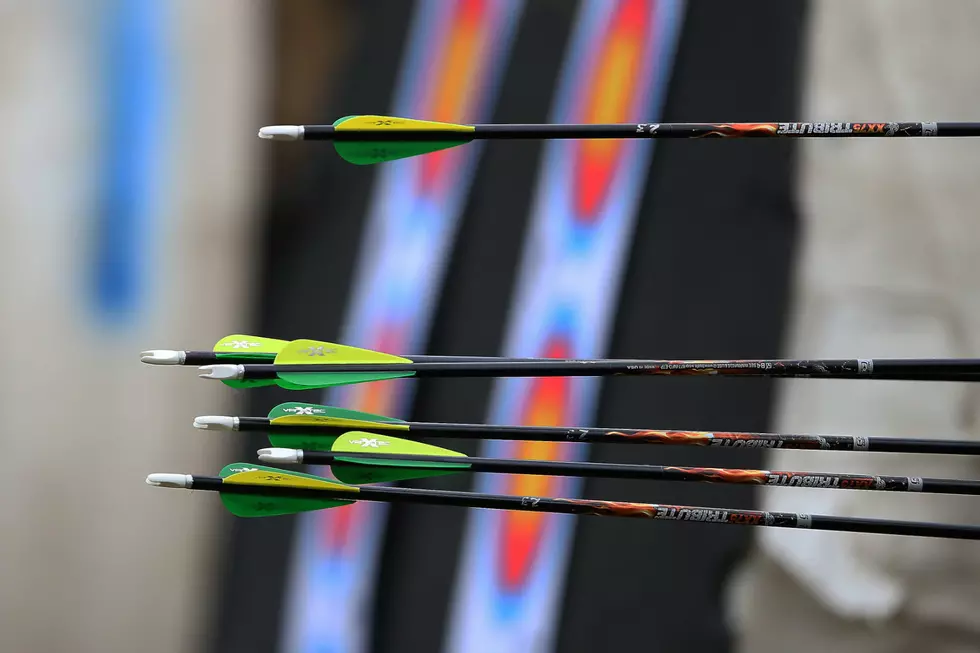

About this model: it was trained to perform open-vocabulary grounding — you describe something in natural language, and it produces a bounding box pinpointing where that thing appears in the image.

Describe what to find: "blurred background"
[3,1,980,652]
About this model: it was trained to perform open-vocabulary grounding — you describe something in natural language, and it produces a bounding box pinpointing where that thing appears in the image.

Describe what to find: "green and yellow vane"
[215,463,355,517]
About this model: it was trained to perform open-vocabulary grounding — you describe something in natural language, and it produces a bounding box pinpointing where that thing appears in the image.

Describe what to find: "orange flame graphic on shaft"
[664,466,768,484]
[696,123,779,138]
[562,499,658,518]
[613,430,714,444]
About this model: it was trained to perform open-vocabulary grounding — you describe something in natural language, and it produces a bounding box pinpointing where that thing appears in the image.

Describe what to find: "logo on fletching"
[282,406,326,415]
[227,467,258,473]
[300,346,337,356]
[350,438,390,449]
[225,340,262,349]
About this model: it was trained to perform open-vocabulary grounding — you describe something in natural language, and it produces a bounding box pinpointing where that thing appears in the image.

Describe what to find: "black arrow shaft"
[242,418,980,455]
[192,476,980,540]
[242,358,980,381]
[303,121,980,141]
[184,351,574,365]
[302,450,979,495]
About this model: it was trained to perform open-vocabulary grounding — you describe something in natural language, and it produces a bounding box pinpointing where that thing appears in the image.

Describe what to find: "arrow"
[192,402,980,456]
[140,335,568,366]
[144,337,589,391]
[146,463,980,540]
[256,116,980,165]
[254,432,980,495]
[197,344,980,388]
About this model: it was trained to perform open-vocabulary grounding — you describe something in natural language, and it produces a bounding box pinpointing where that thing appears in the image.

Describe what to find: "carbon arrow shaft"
[171,351,575,365]
[294,450,979,495]
[295,121,980,140]
[218,358,980,382]
[184,476,980,540]
[234,417,980,455]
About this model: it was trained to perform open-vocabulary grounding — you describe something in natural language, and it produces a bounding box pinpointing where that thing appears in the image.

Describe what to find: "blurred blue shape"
[92,0,168,322]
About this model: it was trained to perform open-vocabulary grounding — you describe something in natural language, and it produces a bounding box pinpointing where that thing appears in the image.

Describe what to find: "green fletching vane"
[334,139,467,165]
[310,404,405,423]
[276,371,413,389]
[223,379,281,389]
[214,335,289,388]
[218,489,350,518]
[218,463,355,517]
[273,338,415,389]
[267,402,405,423]
[329,430,470,485]
[332,115,473,165]
[268,432,339,451]
[267,403,408,451]
[218,463,248,479]
[275,379,317,391]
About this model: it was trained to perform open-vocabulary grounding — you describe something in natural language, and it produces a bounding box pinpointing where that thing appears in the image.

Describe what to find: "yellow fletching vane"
[273,338,416,389]
[277,339,413,365]
[213,334,288,356]
[224,469,356,493]
[213,334,288,388]
[334,115,475,134]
